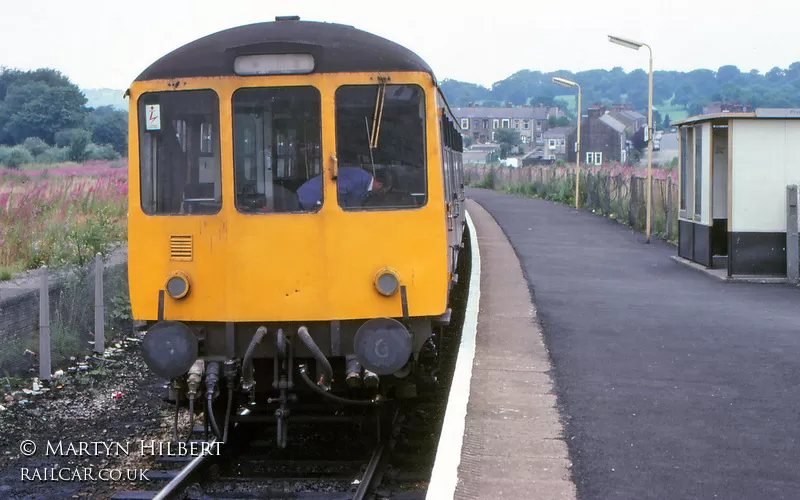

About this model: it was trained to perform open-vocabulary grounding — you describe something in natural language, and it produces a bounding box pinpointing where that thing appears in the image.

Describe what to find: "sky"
[1,0,799,90]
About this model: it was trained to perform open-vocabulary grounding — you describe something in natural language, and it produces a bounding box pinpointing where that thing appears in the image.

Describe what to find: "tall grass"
[0,160,127,275]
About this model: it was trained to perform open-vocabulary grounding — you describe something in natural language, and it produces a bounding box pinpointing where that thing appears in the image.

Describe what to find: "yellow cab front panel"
[127,71,449,323]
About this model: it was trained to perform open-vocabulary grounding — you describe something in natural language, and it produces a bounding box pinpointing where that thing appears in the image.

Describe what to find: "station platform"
[431,187,800,500]
[427,199,576,499]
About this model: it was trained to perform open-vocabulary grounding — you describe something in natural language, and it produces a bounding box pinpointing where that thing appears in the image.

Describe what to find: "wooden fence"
[465,164,680,241]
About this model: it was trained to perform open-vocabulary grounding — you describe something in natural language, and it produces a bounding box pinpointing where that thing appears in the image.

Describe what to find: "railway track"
[111,407,424,500]
[112,229,470,500]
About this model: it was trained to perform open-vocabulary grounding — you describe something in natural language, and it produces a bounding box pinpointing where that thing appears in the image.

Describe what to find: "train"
[127,16,466,446]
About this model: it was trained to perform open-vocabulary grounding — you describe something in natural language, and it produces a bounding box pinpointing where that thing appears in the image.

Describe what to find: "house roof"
[454,107,536,119]
[134,19,433,81]
[619,109,645,121]
[609,111,636,128]
[598,114,627,133]
[543,126,573,138]
[453,106,555,120]
[671,108,800,126]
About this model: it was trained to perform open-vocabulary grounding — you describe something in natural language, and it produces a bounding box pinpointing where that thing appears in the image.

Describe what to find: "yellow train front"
[127,17,466,444]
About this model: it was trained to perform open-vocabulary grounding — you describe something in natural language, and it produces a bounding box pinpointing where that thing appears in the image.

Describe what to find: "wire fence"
[0,248,131,380]
[465,164,680,242]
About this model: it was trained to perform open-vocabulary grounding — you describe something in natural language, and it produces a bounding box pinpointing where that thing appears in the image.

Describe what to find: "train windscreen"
[232,86,322,213]
[138,90,221,215]
[333,84,427,210]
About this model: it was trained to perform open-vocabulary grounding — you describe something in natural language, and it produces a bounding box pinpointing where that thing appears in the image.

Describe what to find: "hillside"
[440,63,800,123]
[82,88,127,110]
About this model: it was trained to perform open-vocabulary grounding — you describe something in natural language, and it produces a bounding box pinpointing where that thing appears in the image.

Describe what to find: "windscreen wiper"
[369,78,388,150]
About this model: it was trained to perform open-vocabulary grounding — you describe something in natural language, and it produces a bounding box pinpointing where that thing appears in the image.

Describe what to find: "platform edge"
[425,210,481,500]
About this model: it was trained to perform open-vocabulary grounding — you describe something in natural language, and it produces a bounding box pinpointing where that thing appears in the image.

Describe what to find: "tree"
[662,114,671,129]
[716,65,741,84]
[55,128,91,162]
[556,116,570,127]
[652,110,662,131]
[87,105,128,155]
[0,69,88,145]
[548,115,557,128]
[495,128,520,158]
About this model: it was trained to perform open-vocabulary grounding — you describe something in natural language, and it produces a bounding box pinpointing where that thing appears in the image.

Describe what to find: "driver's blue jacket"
[296,167,373,210]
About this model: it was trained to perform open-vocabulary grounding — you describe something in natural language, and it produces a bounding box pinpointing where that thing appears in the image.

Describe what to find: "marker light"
[374,268,400,297]
[233,54,315,75]
[165,271,190,299]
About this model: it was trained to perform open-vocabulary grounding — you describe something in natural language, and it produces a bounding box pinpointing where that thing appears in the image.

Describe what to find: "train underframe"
[140,313,451,447]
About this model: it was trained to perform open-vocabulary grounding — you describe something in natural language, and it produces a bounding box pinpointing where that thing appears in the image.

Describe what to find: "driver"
[297,167,391,210]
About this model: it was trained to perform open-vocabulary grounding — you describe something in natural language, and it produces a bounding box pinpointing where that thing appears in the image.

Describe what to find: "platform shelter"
[672,108,800,277]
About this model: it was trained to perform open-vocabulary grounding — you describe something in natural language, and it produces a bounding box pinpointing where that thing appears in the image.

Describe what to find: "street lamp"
[609,34,653,243]
[552,76,581,210]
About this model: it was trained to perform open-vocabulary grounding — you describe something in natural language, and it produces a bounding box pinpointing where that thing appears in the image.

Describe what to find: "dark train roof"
[135,19,435,81]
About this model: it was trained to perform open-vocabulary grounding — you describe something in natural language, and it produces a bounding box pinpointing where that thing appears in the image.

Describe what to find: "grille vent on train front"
[170,235,193,261]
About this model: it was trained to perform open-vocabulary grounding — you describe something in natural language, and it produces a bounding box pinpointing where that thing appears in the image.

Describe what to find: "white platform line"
[426,210,481,500]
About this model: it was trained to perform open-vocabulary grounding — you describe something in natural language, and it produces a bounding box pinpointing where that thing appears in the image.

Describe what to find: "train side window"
[138,90,221,215]
[334,84,427,210]
[232,86,322,213]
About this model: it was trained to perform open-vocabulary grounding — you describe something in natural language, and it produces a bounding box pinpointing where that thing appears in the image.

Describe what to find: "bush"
[54,128,92,162]
[86,143,120,161]
[472,166,496,189]
[34,146,69,164]
[0,146,34,169]
[22,137,50,156]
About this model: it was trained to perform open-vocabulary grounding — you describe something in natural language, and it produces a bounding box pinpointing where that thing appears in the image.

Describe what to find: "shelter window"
[523,120,530,129]
[595,152,603,165]
[138,90,221,215]
[232,86,321,213]
[333,84,426,210]
[461,118,469,129]
[493,119,500,129]
[694,125,703,219]
[586,152,594,164]
[502,119,510,128]
[680,127,695,215]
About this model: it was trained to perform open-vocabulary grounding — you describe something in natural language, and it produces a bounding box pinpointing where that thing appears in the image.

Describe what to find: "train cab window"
[334,84,426,210]
[138,90,221,215]
[232,86,322,213]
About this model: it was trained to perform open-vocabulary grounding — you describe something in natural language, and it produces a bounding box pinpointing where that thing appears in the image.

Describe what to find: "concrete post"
[667,176,674,241]
[94,253,105,354]
[787,185,798,283]
[629,175,637,227]
[39,267,51,381]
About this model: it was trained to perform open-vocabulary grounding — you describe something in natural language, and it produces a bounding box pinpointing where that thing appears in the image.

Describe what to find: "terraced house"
[453,105,565,147]
[566,104,630,165]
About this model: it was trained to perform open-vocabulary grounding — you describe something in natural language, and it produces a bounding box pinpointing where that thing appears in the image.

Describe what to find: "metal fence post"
[39,266,51,381]
[787,185,798,284]
[94,252,105,354]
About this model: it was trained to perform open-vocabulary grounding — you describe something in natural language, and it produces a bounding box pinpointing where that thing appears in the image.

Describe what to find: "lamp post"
[552,76,581,210]
[609,35,653,243]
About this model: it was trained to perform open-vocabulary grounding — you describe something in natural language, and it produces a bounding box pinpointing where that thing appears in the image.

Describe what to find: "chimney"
[587,106,604,120]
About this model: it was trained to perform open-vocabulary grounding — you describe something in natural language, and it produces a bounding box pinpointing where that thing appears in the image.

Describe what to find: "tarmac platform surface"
[465,187,800,499]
